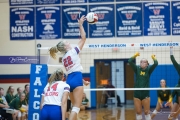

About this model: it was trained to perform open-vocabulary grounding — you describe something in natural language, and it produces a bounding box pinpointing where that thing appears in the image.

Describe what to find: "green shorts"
[134,90,150,101]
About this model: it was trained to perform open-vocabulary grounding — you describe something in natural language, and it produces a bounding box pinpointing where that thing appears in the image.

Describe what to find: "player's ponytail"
[49,69,64,87]
[49,41,66,59]
[49,46,58,59]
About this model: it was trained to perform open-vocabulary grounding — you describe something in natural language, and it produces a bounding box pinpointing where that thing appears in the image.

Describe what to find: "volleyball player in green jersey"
[128,52,158,120]
[151,79,173,119]
[168,46,180,120]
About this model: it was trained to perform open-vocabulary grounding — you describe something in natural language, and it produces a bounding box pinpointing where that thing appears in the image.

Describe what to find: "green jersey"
[82,98,89,105]
[171,55,180,75]
[9,97,23,110]
[157,87,172,102]
[5,93,14,104]
[171,55,180,103]
[128,57,158,100]
[128,57,158,88]
[23,91,29,104]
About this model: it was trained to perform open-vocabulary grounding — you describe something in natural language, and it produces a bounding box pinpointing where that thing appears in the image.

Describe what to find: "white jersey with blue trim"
[62,46,83,74]
[42,81,70,106]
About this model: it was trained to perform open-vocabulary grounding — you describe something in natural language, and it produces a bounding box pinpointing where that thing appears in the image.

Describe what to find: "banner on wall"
[28,64,48,120]
[36,0,60,5]
[172,1,180,35]
[89,5,114,38]
[144,2,170,36]
[36,6,61,39]
[0,56,49,64]
[116,3,142,37]
[9,0,34,6]
[62,0,86,4]
[10,7,35,40]
[62,6,87,39]
[89,0,113,3]
[116,0,140,1]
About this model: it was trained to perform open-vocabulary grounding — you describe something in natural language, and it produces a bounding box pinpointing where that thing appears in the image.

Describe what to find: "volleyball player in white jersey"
[49,15,87,120]
[40,69,70,120]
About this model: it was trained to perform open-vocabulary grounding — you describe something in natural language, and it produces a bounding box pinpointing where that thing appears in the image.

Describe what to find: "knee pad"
[145,114,151,120]
[152,110,158,115]
[168,114,173,120]
[136,114,142,120]
[71,107,80,114]
[18,111,22,117]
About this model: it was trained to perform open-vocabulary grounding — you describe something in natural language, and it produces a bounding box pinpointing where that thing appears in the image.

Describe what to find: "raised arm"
[78,15,86,50]
[149,54,158,75]
[170,47,180,75]
[128,52,139,73]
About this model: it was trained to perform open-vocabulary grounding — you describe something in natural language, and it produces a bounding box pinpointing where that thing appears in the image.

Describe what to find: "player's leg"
[151,101,161,119]
[168,103,179,120]
[69,86,84,120]
[142,97,151,120]
[134,97,143,120]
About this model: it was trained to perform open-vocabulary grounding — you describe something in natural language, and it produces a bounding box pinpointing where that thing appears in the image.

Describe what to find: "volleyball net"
[28,41,180,119]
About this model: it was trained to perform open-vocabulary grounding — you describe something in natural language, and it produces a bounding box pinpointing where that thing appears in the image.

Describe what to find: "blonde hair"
[49,41,66,59]
[49,69,64,87]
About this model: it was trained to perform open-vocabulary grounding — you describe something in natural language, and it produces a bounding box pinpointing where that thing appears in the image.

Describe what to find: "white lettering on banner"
[33,113,39,120]
[90,7,113,11]
[34,77,42,86]
[35,65,42,74]
[63,7,86,12]
[87,42,179,48]
[174,23,180,27]
[11,26,33,33]
[33,101,40,109]
[34,89,40,98]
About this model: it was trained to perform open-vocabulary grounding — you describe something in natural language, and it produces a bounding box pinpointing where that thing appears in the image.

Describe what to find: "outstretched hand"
[83,79,90,86]
[78,15,86,25]
[134,52,140,58]
[151,54,156,60]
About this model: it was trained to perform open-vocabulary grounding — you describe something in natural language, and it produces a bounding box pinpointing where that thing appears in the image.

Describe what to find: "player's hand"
[151,54,156,60]
[165,102,170,107]
[4,105,9,108]
[78,15,86,25]
[83,80,90,86]
[160,103,163,108]
[40,105,43,110]
[133,52,140,58]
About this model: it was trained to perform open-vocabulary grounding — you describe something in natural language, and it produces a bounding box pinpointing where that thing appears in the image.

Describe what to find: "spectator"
[104,80,122,107]
[14,87,23,98]
[0,87,17,120]
[23,84,29,104]
[5,86,15,104]
[80,93,89,111]
[9,93,27,120]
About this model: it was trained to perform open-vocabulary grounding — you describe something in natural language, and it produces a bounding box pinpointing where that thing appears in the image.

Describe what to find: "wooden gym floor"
[78,106,179,120]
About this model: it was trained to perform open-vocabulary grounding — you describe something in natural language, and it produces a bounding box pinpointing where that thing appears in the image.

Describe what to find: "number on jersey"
[47,83,59,91]
[63,56,73,67]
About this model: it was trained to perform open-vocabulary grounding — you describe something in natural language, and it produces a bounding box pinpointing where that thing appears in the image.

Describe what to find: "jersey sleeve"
[170,55,180,75]
[128,57,137,73]
[72,46,81,54]
[63,84,70,93]
[148,59,158,75]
